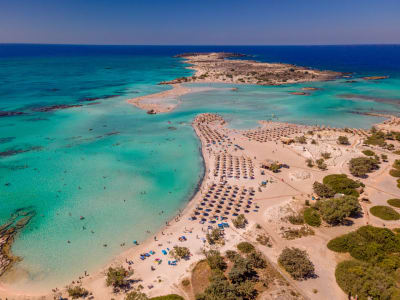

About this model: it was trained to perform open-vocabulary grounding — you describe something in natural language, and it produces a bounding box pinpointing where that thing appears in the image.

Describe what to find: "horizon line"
[1,42,400,47]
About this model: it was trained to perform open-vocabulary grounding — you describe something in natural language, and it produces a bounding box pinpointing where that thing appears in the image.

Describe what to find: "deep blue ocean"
[0,44,399,292]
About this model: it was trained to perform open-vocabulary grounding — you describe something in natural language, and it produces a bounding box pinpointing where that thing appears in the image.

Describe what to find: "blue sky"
[1,0,399,45]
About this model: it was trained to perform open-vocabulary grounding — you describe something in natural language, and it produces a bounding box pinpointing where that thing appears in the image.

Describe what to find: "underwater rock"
[0,111,24,117]
[32,104,82,112]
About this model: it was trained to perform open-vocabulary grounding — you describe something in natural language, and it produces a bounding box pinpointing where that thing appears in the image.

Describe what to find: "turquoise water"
[1,45,400,292]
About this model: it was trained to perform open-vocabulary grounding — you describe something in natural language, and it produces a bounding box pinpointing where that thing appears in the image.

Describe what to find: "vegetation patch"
[370,205,400,221]
[149,295,184,300]
[362,149,375,156]
[196,243,268,300]
[237,242,255,254]
[387,198,400,208]
[106,266,132,291]
[303,208,321,227]
[337,136,350,145]
[328,226,400,299]
[67,285,89,299]
[313,181,334,198]
[191,260,212,296]
[315,195,361,225]
[232,214,247,229]
[349,156,379,177]
[281,226,314,240]
[278,247,315,280]
[363,130,386,147]
[322,174,362,197]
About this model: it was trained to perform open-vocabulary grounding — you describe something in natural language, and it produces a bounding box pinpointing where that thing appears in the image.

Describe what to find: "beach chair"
[162,250,167,255]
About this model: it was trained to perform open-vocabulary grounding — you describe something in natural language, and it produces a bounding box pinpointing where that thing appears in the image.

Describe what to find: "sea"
[0,44,399,292]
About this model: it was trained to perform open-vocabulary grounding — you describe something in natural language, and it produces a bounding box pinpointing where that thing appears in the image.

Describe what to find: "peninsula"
[128,52,342,113]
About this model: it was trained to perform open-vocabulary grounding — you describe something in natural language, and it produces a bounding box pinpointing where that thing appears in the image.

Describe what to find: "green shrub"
[288,213,304,225]
[228,256,258,284]
[171,246,191,260]
[205,250,227,271]
[296,136,307,144]
[321,152,331,159]
[232,214,247,229]
[206,228,224,245]
[393,159,400,170]
[150,295,184,300]
[364,131,386,147]
[362,149,375,156]
[281,226,314,240]
[225,250,240,262]
[349,156,379,177]
[127,290,149,300]
[237,242,255,254]
[322,174,361,197]
[338,136,350,145]
[246,251,267,269]
[67,286,89,299]
[327,225,400,261]
[313,181,335,198]
[278,247,315,280]
[370,206,400,221]
[390,169,400,177]
[106,266,131,288]
[335,260,398,300]
[303,208,321,227]
[315,195,361,225]
[388,198,400,208]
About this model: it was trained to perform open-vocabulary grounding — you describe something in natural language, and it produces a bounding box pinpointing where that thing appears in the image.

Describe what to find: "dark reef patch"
[0,137,15,144]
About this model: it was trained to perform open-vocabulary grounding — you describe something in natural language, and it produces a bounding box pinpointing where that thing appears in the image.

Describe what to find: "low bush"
[303,208,321,227]
[126,290,148,300]
[335,260,398,300]
[316,158,327,170]
[327,225,400,261]
[171,246,191,260]
[256,234,272,247]
[387,198,400,208]
[322,174,361,197]
[313,181,335,198]
[278,247,315,280]
[288,213,304,225]
[150,295,184,300]
[246,251,267,269]
[362,150,375,156]
[205,250,227,271]
[349,157,379,177]
[225,250,240,262]
[106,266,131,289]
[67,285,89,299]
[315,195,361,225]
[389,169,400,177]
[321,152,331,159]
[296,136,307,144]
[370,205,400,221]
[232,214,247,229]
[338,136,350,145]
[206,228,224,245]
[281,226,314,240]
[364,131,386,147]
[237,242,255,254]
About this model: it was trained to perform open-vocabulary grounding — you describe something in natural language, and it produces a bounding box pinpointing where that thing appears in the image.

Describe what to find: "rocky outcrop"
[0,209,35,277]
